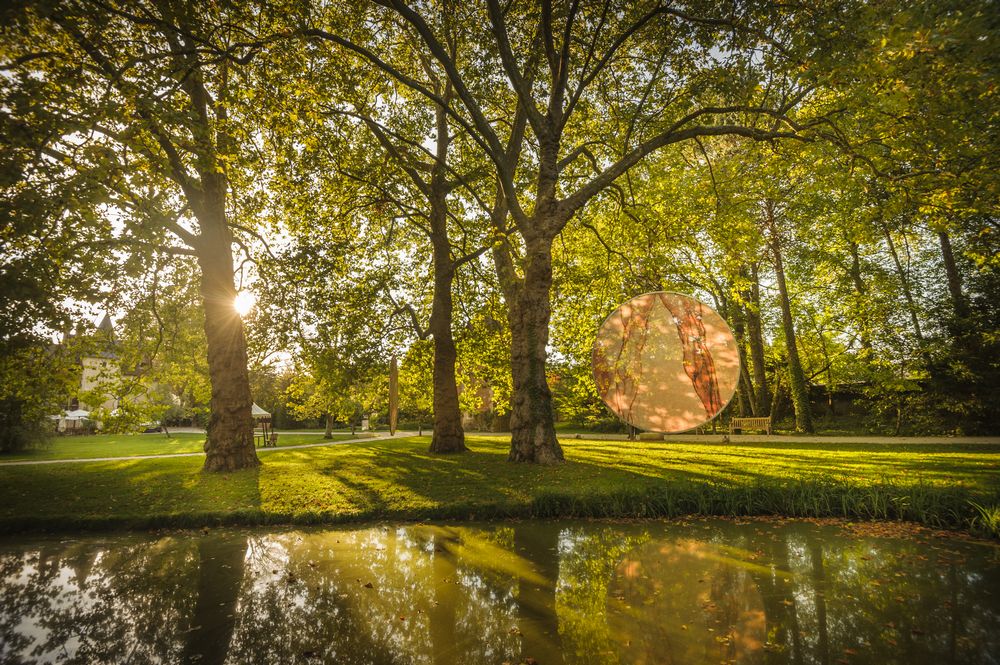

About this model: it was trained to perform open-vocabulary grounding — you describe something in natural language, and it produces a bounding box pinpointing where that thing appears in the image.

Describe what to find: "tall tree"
[1,1,284,470]
[308,0,835,461]
[277,12,492,452]
[764,199,813,433]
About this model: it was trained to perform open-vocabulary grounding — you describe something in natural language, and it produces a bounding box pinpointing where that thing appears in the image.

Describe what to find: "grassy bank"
[0,436,997,536]
[0,431,366,461]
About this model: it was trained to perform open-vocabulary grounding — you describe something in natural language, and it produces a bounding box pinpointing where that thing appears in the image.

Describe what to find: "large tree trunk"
[508,235,563,464]
[195,204,258,472]
[426,96,466,454]
[768,205,813,433]
[747,263,771,415]
[428,248,466,453]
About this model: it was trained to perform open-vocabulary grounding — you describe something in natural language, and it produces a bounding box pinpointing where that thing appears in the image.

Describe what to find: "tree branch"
[377,1,530,225]
[563,122,806,220]
[484,0,547,135]
[564,2,668,122]
[70,237,197,257]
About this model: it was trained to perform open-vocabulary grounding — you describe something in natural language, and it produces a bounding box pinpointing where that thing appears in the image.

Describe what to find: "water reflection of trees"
[226,525,525,664]
[0,535,200,663]
[1,522,998,664]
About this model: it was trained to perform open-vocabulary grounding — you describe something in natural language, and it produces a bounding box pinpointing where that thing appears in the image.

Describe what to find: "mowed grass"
[0,432,362,461]
[0,436,997,535]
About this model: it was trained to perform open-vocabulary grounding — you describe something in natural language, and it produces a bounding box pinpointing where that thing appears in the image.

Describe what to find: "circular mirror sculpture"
[592,292,740,433]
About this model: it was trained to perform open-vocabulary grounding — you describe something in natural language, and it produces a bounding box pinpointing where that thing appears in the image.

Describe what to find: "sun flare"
[234,291,255,317]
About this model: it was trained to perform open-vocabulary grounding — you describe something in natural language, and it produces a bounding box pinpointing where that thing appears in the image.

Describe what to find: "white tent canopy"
[50,409,92,432]
[251,403,270,419]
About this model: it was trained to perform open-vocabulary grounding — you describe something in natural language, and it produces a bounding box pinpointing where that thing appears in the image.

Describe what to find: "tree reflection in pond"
[0,535,199,663]
[605,538,768,663]
[1,520,997,664]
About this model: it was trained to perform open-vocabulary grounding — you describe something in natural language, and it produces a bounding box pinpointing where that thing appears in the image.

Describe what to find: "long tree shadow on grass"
[305,438,998,530]
[0,456,265,532]
[1,437,997,533]
[563,438,1000,490]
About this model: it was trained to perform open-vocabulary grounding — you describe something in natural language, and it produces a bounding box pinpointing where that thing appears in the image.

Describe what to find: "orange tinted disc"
[592,292,740,433]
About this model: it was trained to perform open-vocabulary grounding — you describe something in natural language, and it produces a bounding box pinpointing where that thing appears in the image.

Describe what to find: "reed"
[969,501,1000,538]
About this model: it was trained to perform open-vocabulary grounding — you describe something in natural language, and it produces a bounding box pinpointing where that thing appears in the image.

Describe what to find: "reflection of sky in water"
[594,293,741,432]
[2,521,998,664]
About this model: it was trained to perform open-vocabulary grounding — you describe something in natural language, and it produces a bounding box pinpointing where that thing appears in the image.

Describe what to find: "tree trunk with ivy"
[938,230,968,318]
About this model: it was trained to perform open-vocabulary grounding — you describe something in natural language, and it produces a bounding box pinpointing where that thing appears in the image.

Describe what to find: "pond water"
[1,519,998,664]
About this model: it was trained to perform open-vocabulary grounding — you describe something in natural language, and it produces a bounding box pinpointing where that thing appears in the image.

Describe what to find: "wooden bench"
[729,416,772,435]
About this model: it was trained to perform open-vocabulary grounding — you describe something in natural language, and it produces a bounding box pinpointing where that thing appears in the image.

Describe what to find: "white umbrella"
[251,403,270,419]
[63,409,91,420]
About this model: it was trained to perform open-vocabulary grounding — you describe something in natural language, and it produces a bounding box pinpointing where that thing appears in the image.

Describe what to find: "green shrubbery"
[0,339,77,453]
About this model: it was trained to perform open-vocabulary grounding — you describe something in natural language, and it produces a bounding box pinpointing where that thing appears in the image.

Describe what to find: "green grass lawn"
[0,436,997,535]
[0,432,366,461]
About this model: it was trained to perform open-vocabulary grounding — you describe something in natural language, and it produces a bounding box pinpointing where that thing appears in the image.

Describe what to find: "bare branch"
[390,300,429,340]
[564,3,668,123]
[453,245,489,269]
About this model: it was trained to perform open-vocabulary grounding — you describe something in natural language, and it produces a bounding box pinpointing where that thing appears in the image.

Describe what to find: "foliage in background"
[0,339,79,452]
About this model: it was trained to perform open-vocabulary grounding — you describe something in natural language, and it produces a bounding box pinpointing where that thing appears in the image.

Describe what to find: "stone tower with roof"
[67,314,121,413]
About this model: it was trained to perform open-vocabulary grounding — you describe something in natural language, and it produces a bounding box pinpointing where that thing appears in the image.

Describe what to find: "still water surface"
[1,519,998,664]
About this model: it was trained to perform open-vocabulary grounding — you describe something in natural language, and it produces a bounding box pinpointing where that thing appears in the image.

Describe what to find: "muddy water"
[1,519,997,664]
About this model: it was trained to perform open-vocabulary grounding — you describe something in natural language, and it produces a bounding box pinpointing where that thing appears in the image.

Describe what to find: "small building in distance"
[55,314,153,431]
[72,313,120,413]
